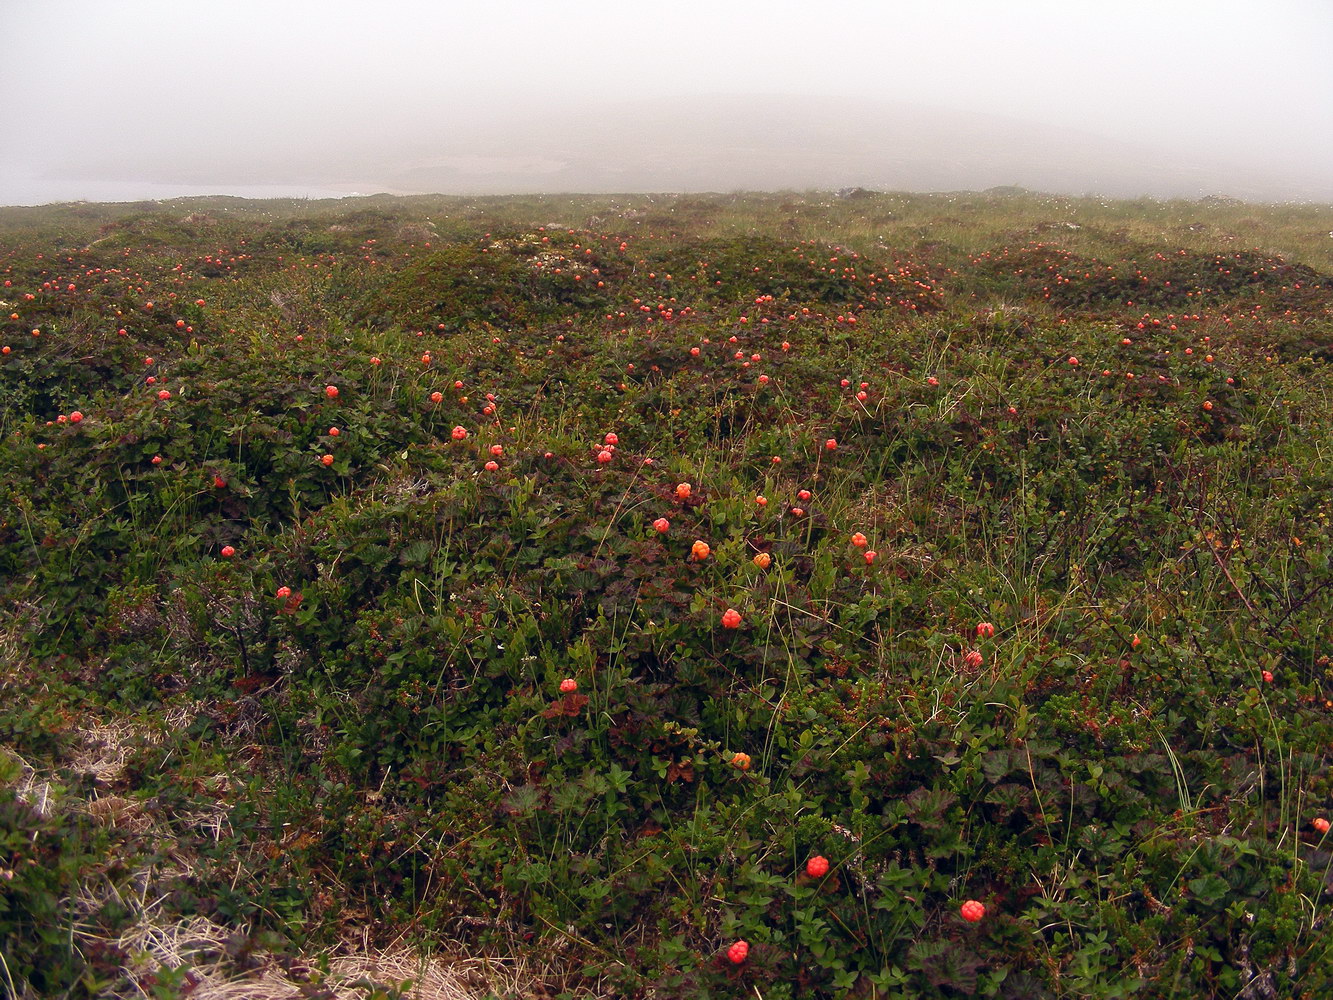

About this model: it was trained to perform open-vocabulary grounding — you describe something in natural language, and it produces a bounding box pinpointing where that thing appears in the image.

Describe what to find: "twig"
[1205,537,1261,620]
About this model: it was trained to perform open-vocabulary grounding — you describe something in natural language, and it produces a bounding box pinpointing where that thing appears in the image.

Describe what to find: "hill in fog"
[369,96,1329,202]
[8,95,1331,205]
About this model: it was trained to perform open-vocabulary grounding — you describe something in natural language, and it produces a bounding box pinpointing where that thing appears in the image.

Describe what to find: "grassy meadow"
[2,189,1333,998]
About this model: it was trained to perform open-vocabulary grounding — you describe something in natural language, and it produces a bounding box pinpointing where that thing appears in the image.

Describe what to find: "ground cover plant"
[2,188,1332,998]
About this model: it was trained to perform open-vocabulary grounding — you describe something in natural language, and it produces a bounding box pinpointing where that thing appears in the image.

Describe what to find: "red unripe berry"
[727,940,749,964]
[806,855,829,878]
[560,678,578,693]
[960,900,986,922]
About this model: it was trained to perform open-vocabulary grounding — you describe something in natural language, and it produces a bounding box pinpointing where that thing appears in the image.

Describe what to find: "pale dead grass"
[110,908,561,1000]
[53,775,571,1000]
[68,704,193,785]
[2,675,602,1000]
[0,599,44,671]
[7,747,55,819]
[3,731,594,1000]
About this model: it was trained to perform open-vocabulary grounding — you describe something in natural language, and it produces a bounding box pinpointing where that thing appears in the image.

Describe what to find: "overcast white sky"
[2,0,1330,203]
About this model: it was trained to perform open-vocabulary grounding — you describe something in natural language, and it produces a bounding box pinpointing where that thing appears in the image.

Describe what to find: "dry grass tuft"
[68,706,191,785]
[112,911,545,1000]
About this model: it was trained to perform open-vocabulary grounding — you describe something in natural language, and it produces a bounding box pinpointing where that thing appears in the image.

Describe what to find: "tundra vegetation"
[2,189,1332,998]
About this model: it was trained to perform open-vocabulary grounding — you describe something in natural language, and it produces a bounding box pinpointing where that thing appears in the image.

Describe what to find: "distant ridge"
[5,95,1330,205]
[345,95,1333,202]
